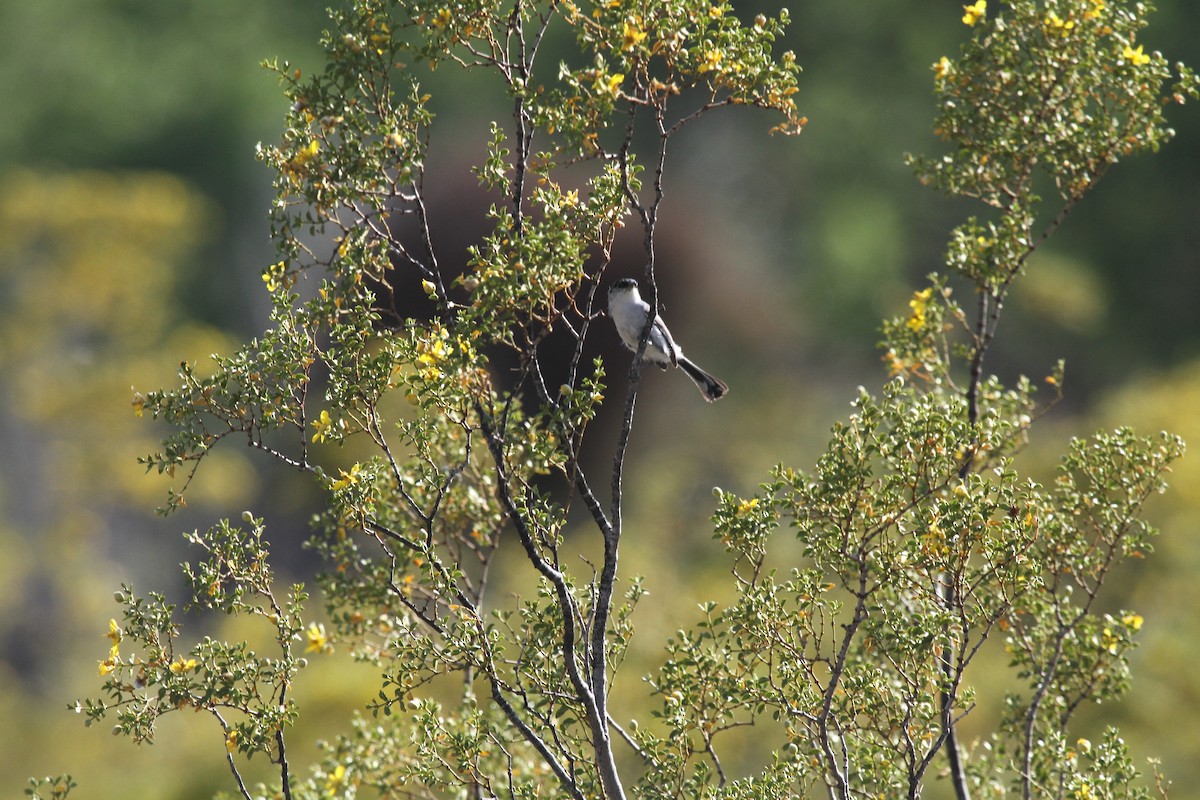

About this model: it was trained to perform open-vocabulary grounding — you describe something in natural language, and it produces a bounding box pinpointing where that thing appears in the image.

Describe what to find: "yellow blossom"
[311,409,334,443]
[621,17,647,51]
[417,326,449,365]
[1122,613,1144,632]
[933,56,953,80]
[433,8,452,30]
[99,619,123,676]
[699,49,722,73]
[331,464,362,491]
[1122,43,1150,66]
[962,0,986,26]
[131,390,145,418]
[169,657,199,674]
[415,326,451,380]
[455,334,477,362]
[305,622,331,653]
[1044,11,1075,37]
[1084,0,1105,20]
[920,520,947,557]
[262,260,288,292]
[283,140,320,185]
[594,72,625,98]
[225,729,239,751]
[736,498,759,514]
[906,288,934,332]
[298,139,320,163]
[289,140,319,173]
[325,764,347,792]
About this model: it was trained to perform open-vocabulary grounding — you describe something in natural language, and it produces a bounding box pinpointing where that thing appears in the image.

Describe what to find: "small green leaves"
[541,0,802,154]
[79,519,311,761]
[915,0,1195,208]
[24,776,75,800]
[909,0,1200,311]
[684,4,1194,785]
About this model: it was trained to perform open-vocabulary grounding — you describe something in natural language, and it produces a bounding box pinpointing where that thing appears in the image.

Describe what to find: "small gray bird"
[607,278,728,402]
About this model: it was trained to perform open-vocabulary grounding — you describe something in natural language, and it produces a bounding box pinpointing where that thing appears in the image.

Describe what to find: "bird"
[607,277,728,402]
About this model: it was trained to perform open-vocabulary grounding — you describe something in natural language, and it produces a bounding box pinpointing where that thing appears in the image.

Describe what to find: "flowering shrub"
[61,1,1198,798]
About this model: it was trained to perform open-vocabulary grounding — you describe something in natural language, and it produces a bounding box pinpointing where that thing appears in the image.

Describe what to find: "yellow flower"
[933,56,953,80]
[736,498,759,514]
[1084,0,1105,20]
[331,464,362,491]
[1122,43,1150,66]
[325,764,347,792]
[454,334,477,362]
[225,729,239,751]
[293,140,319,167]
[305,622,331,653]
[594,71,625,98]
[1044,11,1075,37]
[962,0,986,26]
[699,49,723,73]
[283,140,320,185]
[311,409,334,443]
[262,260,288,292]
[1122,613,1144,632]
[169,657,199,674]
[416,326,449,368]
[99,619,123,675]
[302,139,320,161]
[131,390,145,418]
[416,336,447,381]
[920,520,948,557]
[621,17,647,51]
[906,288,934,332]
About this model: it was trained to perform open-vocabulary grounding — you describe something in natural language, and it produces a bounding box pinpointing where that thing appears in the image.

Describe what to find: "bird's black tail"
[678,357,729,402]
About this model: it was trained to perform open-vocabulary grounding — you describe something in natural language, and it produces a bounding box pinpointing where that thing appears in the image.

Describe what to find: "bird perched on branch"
[607,278,728,402]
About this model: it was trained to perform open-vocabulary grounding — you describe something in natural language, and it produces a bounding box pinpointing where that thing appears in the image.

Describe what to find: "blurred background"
[2,0,1198,796]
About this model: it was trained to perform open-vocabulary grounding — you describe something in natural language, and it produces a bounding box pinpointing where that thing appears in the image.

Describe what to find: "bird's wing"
[651,315,680,366]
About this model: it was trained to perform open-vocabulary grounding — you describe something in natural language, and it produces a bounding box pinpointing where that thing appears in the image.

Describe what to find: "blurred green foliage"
[3,0,1200,796]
